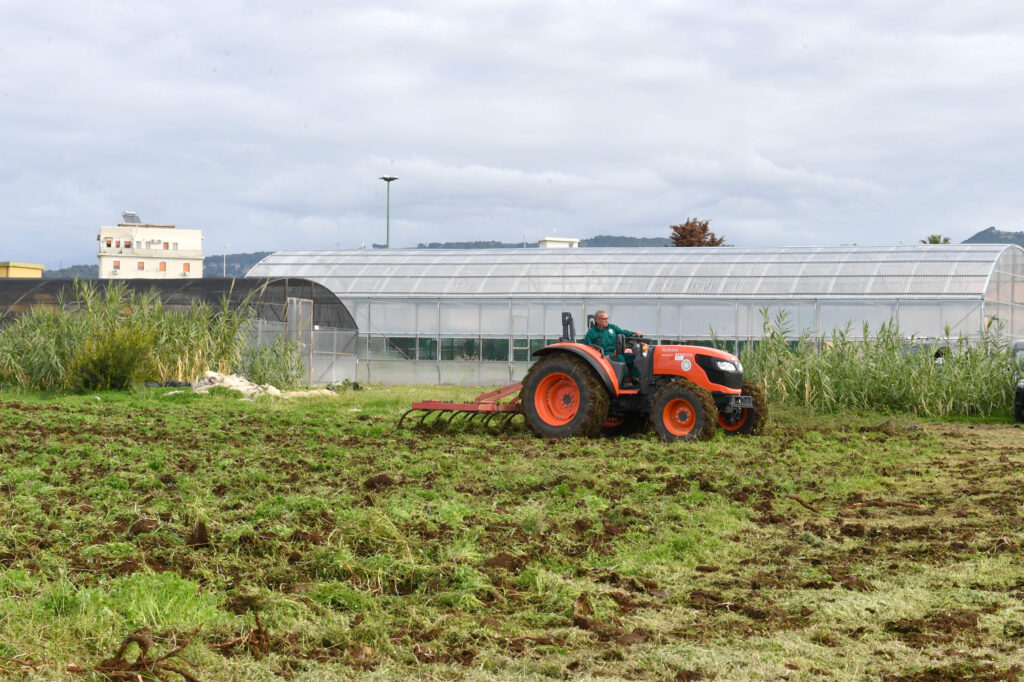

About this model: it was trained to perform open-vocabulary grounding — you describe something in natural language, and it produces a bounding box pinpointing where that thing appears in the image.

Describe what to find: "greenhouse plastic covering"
[249,245,1020,300]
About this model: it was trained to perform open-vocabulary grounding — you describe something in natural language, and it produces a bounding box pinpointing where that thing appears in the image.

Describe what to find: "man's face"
[595,313,609,330]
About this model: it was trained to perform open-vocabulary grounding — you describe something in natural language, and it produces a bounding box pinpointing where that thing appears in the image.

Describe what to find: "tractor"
[398,312,765,442]
[519,313,765,441]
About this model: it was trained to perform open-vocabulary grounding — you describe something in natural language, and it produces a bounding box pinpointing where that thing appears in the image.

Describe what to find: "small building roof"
[0,262,45,269]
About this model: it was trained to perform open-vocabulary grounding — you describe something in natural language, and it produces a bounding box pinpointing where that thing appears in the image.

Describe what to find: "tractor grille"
[695,354,743,390]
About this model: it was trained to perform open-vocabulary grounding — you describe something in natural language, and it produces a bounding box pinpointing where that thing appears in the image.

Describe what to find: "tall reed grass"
[0,281,259,391]
[741,309,1019,417]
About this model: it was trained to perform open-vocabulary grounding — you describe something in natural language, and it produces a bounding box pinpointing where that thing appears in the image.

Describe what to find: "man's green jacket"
[582,323,634,357]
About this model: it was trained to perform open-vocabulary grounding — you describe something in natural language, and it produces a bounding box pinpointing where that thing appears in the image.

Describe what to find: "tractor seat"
[607,360,628,388]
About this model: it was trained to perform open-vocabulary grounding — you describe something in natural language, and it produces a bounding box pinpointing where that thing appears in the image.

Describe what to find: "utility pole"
[223,244,230,277]
[379,176,398,249]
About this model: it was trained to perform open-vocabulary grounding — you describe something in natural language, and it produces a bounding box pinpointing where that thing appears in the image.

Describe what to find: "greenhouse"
[248,244,1024,385]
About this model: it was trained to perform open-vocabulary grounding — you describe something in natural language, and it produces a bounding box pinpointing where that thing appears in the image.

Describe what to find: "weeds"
[236,335,304,389]
[0,281,299,391]
[742,309,1017,417]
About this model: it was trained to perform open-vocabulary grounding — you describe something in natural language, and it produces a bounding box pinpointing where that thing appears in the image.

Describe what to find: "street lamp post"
[223,244,230,277]
[379,176,398,249]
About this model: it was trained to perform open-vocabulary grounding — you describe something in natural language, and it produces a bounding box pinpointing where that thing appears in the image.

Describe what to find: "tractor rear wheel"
[718,381,767,435]
[651,379,717,442]
[601,414,648,438]
[521,354,609,438]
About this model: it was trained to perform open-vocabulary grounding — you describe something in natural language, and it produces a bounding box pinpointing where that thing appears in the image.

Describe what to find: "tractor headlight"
[715,360,740,373]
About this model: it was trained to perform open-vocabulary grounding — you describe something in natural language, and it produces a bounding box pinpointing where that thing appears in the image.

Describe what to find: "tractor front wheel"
[718,381,767,435]
[651,379,717,442]
[521,354,609,438]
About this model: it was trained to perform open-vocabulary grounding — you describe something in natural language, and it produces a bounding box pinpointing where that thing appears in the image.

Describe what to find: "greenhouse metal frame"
[249,245,1024,385]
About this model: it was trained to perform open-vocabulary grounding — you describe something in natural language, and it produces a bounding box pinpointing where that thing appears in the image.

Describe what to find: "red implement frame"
[398,382,523,429]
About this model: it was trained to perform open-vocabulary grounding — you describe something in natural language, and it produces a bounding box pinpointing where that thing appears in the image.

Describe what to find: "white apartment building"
[97,212,204,279]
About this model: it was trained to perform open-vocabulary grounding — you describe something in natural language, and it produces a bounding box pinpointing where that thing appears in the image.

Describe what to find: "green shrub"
[70,323,156,391]
[237,335,305,389]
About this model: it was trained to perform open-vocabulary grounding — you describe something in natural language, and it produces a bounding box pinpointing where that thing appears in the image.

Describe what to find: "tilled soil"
[0,395,1022,680]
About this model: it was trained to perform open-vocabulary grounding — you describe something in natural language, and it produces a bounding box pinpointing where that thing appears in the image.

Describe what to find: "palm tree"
[920,234,951,244]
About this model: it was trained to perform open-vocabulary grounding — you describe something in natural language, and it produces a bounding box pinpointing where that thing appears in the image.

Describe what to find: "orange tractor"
[399,313,765,442]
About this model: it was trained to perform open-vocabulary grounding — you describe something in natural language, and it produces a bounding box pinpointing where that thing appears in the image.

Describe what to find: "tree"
[670,218,724,247]
[920,234,951,244]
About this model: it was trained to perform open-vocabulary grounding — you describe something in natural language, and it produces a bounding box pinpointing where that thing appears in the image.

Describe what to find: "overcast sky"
[3,1,1023,268]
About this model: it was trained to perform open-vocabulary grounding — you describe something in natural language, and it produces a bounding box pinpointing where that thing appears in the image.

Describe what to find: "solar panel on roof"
[121,211,141,223]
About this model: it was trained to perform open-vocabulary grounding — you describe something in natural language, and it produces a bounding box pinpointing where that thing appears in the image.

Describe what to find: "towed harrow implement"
[397,383,523,430]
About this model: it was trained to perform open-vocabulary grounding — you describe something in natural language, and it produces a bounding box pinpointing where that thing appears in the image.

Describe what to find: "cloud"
[1,0,1023,267]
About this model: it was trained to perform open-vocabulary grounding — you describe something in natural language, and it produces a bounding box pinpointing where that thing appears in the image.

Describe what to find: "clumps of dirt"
[128,518,159,536]
[362,474,396,490]
[68,631,198,681]
[593,570,670,599]
[883,609,982,648]
[883,663,1022,682]
[674,671,714,681]
[210,613,270,660]
[828,569,871,592]
[187,521,210,548]
[482,552,523,571]
[687,589,785,622]
[571,593,654,645]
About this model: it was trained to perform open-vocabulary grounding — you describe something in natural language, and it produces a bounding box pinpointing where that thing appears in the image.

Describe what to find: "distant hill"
[205,251,274,277]
[416,235,669,249]
[963,227,1024,247]
[42,263,98,279]
[42,252,273,279]
[582,235,670,247]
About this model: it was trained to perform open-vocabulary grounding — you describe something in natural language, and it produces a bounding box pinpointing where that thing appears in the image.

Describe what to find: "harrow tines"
[397,409,417,429]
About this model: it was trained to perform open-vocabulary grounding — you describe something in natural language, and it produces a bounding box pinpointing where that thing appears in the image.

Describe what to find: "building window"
[172,242,178,250]
[137,261,144,270]
[417,338,437,361]
[386,337,416,360]
[105,237,112,246]
[113,260,120,269]
[124,241,132,248]
[440,338,480,361]
[115,240,121,247]
[159,262,166,272]
[163,242,169,250]
[182,263,190,273]
[482,338,509,362]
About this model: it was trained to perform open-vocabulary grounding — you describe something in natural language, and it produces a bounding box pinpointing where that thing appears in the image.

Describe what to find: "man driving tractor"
[583,310,643,380]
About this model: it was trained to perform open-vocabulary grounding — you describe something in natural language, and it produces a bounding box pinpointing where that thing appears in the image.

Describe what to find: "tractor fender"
[533,343,620,394]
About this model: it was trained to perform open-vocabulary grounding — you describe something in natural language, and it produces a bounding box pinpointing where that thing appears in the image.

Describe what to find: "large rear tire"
[718,381,767,435]
[651,379,717,442]
[521,354,609,438]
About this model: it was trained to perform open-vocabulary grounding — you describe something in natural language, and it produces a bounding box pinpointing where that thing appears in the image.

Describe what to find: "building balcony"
[98,247,203,259]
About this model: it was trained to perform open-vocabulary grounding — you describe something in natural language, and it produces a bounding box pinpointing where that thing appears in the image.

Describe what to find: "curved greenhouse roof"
[249,244,1023,300]
[0,277,357,330]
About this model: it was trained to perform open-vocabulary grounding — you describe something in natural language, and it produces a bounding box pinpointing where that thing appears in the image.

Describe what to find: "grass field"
[0,386,1022,680]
